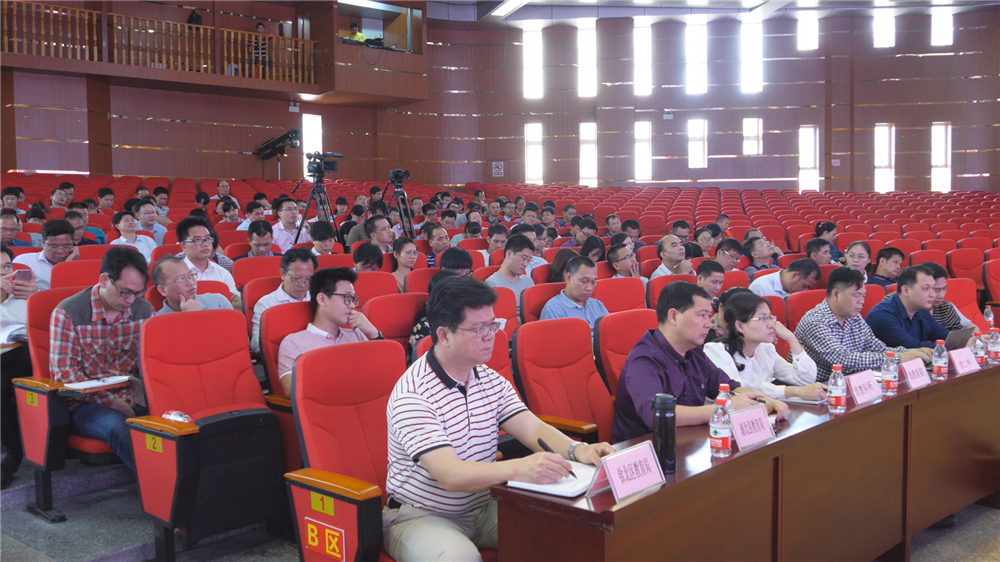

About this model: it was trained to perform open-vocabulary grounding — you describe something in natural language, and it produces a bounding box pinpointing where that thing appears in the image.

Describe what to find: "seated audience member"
[63,211,97,247]
[843,241,871,283]
[545,226,558,249]
[670,220,691,243]
[0,211,31,248]
[370,186,383,203]
[194,191,210,212]
[67,202,106,243]
[566,216,583,240]
[510,224,547,275]
[696,259,726,301]
[96,187,115,213]
[353,242,384,273]
[410,269,461,350]
[539,207,558,229]
[109,211,156,262]
[1,244,38,488]
[479,223,508,263]
[512,195,525,217]
[561,218,598,248]
[13,219,78,290]
[622,220,645,249]
[348,202,385,246]
[219,200,242,223]
[608,243,648,286]
[422,203,439,226]
[547,248,578,283]
[135,198,167,246]
[209,180,238,206]
[48,187,68,211]
[805,238,834,266]
[272,197,310,253]
[743,237,780,278]
[1,188,24,214]
[749,258,821,298]
[363,214,393,255]
[814,221,843,263]
[426,225,451,268]
[354,193,369,209]
[612,282,784,442]
[901,261,973,330]
[609,232,632,252]
[451,198,467,227]
[650,235,694,279]
[333,196,349,217]
[684,242,703,259]
[392,237,419,293]
[485,234,535,306]
[708,287,754,343]
[717,214,732,238]
[278,267,381,396]
[561,204,577,226]
[153,187,170,217]
[309,220,338,256]
[60,182,76,204]
[252,192,271,213]
[250,248,316,354]
[50,247,153,470]
[604,214,623,238]
[694,227,715,255]
[713,238,744,272]
[794,268,930,382]
[869,247,905,288]
[232,220,278,262]
[383,275,614,561]
[743,228,762,241]
[580,235,606,263]
[516,204,538,226]
[209,233,234,273]
[438,247,475,276]
[440,210,458,230]
[865,265,959,350]
[451,220,482,248]
[152,256,232,314]
[704,292,826,401]
[540,256,609,332]
[237,201,266,231]
[502,200,516,222]
[175,217,240,309]
[483,200,502,225]
[25,205,47,227]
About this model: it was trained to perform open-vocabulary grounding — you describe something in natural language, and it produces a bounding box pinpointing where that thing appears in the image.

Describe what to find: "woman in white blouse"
[704,292,828,401]
[109,211,156,263]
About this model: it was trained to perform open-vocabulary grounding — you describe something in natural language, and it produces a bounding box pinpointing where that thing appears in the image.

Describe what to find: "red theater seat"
[49,260,102,289]
[363,293,429,353]
[786,289,826,330]
[593,309,658,395]
[520,283,565,324]
[592,277,645,313]
[946,248,984,286]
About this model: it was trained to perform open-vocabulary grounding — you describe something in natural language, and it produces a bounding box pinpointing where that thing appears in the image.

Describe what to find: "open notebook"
[506,461,596,498]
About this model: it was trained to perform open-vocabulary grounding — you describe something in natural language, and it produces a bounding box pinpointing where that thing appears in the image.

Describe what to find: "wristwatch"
[568,441,584,462]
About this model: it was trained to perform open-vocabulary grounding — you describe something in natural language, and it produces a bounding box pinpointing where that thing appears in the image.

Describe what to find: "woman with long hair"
[580,235,605,263]
[547,248,578,283]
[704,292,827,401]
[391,237,419,293]
[814,221,843,263]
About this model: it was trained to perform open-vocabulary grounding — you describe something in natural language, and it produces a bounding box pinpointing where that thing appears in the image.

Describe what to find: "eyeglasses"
[285,273,313,286]
[251,242,273,249]
[719,250,741,260]
[114,282,147,299]
[399,250,420,258]
[161,273,198,286]
[613,252,636,265]
[183,236,213,246]
[327,292,359,308]
[514,253,534,263]
[750,314,778,324]
[45,242,75,251]
[455,320,502,339]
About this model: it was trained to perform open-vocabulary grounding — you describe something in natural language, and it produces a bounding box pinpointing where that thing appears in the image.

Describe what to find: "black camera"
[307,152,338,176]
[389,169,409,182]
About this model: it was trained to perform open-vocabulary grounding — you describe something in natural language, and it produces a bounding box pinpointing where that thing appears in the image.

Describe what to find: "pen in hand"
[537,438,577,479]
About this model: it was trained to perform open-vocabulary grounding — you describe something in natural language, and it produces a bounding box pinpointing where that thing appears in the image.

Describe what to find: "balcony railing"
[2,1,315,85]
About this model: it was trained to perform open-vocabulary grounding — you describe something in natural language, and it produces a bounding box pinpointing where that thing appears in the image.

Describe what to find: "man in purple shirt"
[612,282,787,443]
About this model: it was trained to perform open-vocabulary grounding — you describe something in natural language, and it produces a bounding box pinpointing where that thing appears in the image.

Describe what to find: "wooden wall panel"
[12,72,89,172]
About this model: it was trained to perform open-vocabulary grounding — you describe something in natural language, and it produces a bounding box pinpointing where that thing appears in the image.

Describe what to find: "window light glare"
[741,17,763,93]
[743,118,763,155]
[931,122,951,192]
[635,121,652,181]
[580,123,598,187]
[797,12,819,50]
[633,18,652,96]
[301,114,323,178]
[798,125,819,192]
[523,24,544,99]
[525,123,544,184]
[578,22,597,98]
[874,123,895,193]
[873,9,895,48]
[685,18,708,95]
[688,119,708,169]
[930,7,953,46]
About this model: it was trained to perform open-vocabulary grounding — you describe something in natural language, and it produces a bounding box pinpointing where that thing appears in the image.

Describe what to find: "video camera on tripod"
[384,169,415,239]
[292,152,343,245]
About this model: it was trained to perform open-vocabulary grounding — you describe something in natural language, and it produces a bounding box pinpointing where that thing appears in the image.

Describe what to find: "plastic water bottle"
[881,351,898,397]
[971,332,986,367]
[984,306,994,329]
[709,396,732,458]
[989,328,1000,366]
[718,383,734,415]
[931,340,948,381]
[827,364,847,414]
[162,410,192,423]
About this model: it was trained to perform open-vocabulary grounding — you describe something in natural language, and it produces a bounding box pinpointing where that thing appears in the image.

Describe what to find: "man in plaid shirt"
[794,268,931,382]
[50,247,154,470]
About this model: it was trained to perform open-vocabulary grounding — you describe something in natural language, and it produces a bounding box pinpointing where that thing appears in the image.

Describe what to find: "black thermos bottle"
[652,393,676,473]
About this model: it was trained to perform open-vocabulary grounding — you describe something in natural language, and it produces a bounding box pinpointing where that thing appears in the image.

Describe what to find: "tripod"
[383,179,416,240]
[292,175,338,247]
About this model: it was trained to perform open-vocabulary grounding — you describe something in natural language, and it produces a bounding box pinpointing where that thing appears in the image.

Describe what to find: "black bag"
[186,9,202,26]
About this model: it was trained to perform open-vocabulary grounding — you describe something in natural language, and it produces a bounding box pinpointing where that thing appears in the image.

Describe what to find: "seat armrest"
[126,415,199,436]
[57,380,131,399]
[285,468,381,502]
[537,415,599,444]
[265,395,291,413]
[13,377,63,391]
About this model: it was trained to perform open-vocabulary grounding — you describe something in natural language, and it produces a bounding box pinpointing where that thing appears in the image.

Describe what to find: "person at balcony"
[347,21,365,42]
[252,22,272,78]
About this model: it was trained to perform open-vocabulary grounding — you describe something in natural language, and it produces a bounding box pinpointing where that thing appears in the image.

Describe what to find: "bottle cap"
[719,383,730,392]
[652,393,675,410]
[975,332,982,337]
[832,364,842,371]
[993,328,999,333]
[936,340,945,345]
[715,396,727,406]
[886,351,894,357]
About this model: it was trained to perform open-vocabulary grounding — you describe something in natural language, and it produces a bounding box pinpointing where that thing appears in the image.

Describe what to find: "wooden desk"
[492,366,1000,562]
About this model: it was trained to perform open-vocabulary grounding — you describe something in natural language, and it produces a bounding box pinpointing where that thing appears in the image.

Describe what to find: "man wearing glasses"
[174,217,241,310]
[135,199,167,246]
[272,198,310,253]
[251,249,317,354]
[712,238,745,273]
[608,243,648,286]
[484,234,535,307]
[151,256,233,315]
[13,219,79,291]
[233,221,280,262]
[277,267,381,396]
[50,247,154,470]
[384,276,614,560]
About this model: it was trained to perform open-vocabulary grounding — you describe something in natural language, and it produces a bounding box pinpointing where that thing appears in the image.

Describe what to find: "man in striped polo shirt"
[384,276,614,561]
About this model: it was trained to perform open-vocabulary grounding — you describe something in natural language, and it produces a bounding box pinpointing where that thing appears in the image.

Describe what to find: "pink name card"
[730,404,775,450]
[900,358,931,389]
[948,348,980,376]
[846,370,881,404]
[586,441,664,504]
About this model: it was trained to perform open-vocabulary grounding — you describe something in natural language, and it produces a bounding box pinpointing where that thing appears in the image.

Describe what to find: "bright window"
[743,118,763,155]
[741,14,763,93]
[931,122,952,193]
[579,123,598,187]
[930,7,953,46]
[798,125,819,192]
[797,1,819,51]
[686,16,708,95]
[301,113,322,178]
[578,20,597,98]
[523,22,544,99]
[635,121,652,181]
[688,119,708,169]
[873,8,895,48]
[525,123,544,184]
[633,17,652,96]
[874,123,896,193]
